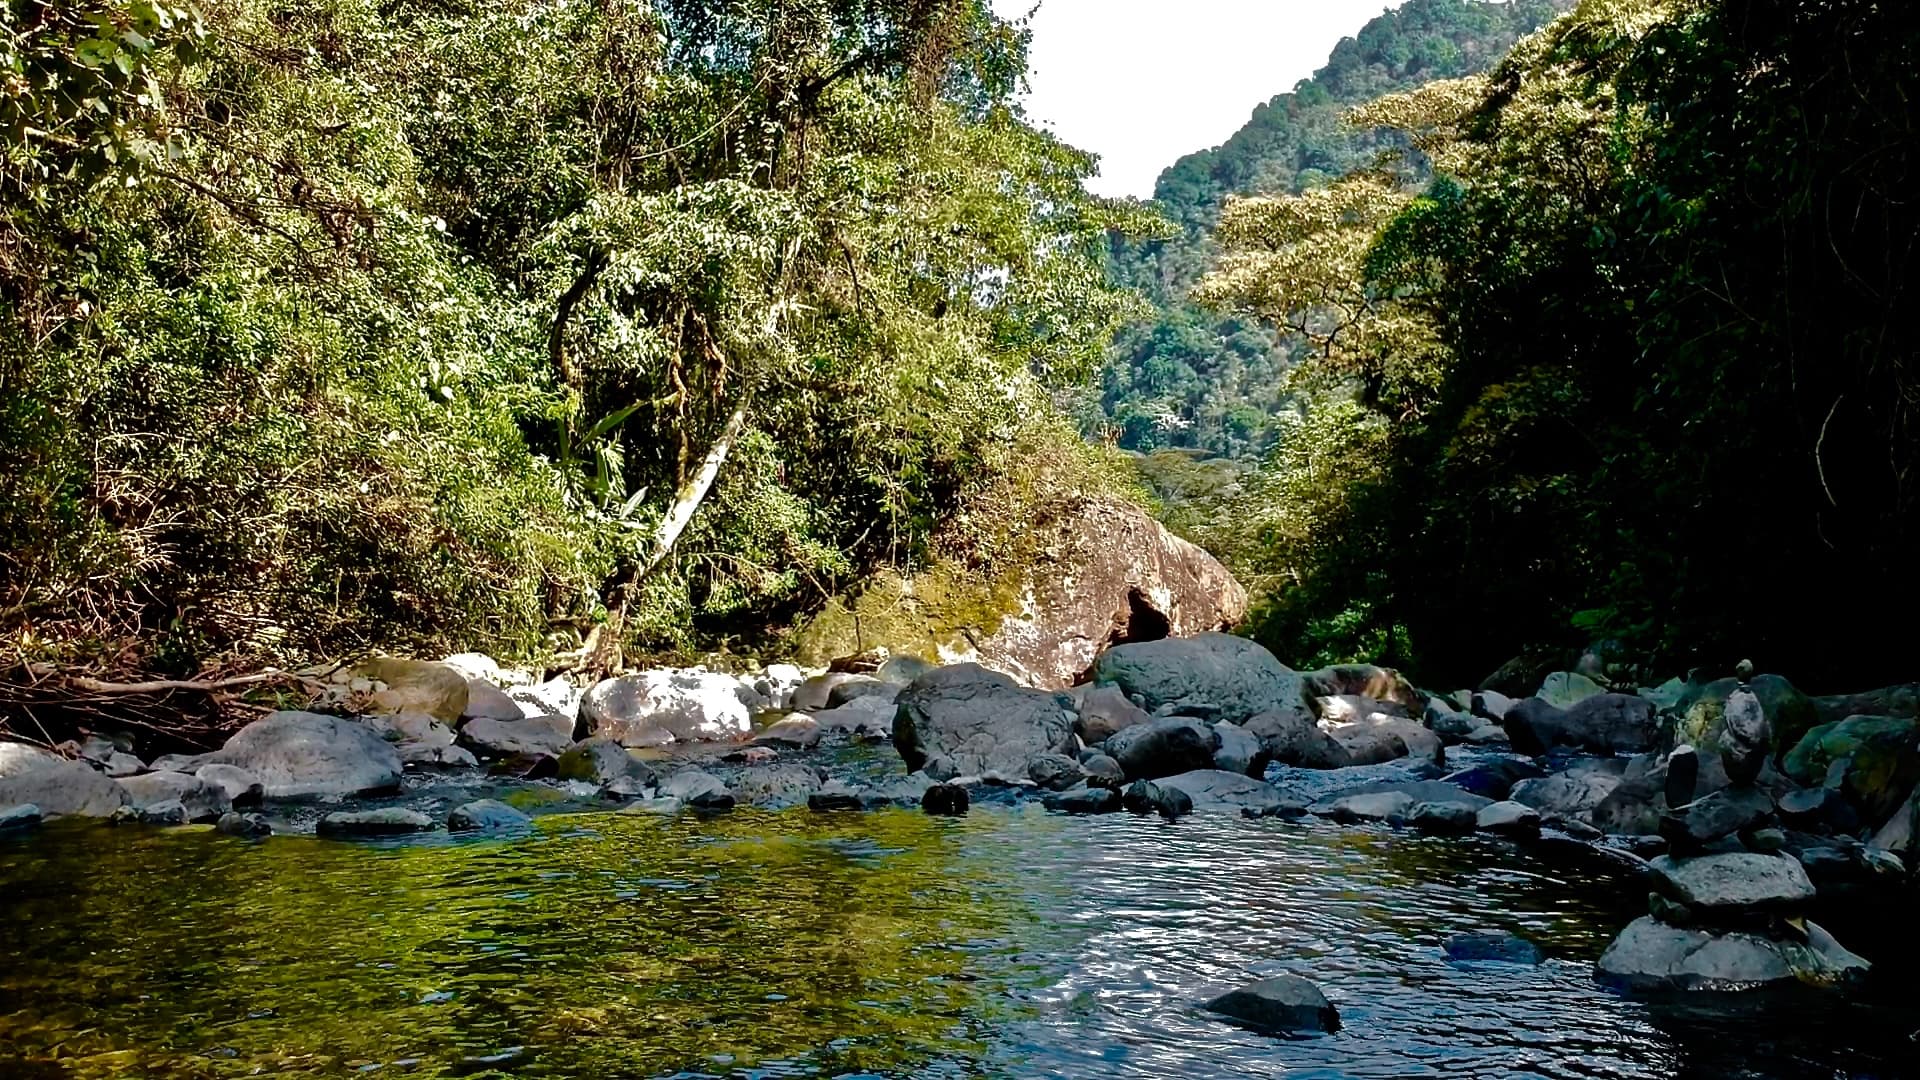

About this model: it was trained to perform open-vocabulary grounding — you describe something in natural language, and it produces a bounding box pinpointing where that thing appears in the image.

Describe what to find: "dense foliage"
[1085,0,1569,461]
[0,0,1148,671]
[1203,0,1920,689]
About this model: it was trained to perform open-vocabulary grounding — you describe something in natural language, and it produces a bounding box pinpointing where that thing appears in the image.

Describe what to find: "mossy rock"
[792,568,1020,670]
[1782,715,1920,822]
[1672,675,1818,759]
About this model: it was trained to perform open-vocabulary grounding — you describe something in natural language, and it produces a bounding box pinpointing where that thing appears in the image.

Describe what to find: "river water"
[2,802,1916,1079]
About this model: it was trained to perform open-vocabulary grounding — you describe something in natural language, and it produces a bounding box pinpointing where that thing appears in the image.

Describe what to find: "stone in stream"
[808,780,866,812]
[316,808,437,838]
[1442,759,1546,802]
[826,676,899,709]
[0,803,42,834]
[1155,770,1305,818]
[1509,760,1627,826]
[399,743,480,770]
[1476,801,1542,838]
[752,715,823,750]
[1210,721,1271,779]
[1027,753,1088,792]
[1503,693,1660,757]
[1104,717,1218,781]
[1075,684,1151,745]
[208,711,402,799]
[1121,780,1193,820]
[195,764,265,807]
[0,743,128,818]
[732,764,822,808]
[658,768,735,811]
[118,770,231,823]
[1081,753,1126,789]
[103,752,145,778]
[216,811,272,838]
[1781,715,1920,822]
[921,782,970,817]
[1408,801,1479,835]
[1596,916,1868,992]
[458,713,574,759]
[1243,708,1349,770]
[1649,852,1815,916]
[447,799,533,833]
[1203,975,1340,1035]
[810,696,895,741]
[1664,745,1701,810]
[1663,787,1775,851]
[1444,933,1545,965]
[1311,790,1413,824]
[555,736,657,787]
[1304,664,1424,712]
[1043,785,1122,815]
[1088,633,1311,727]
[580,669,760,746]
[892,664,1078,778]
[461,678,524,723]
[113,799,188,826]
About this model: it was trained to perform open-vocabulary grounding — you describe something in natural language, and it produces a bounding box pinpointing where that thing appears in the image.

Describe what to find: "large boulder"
[1244,709,1349,769]
[1597,916,1868,991]
[891,664,1078,778]
[1509,760,1627,825]
[1675,674,1820,761]
[461,679,524,723]
[580,670,758,746]
[555,736,657,787]
[1089,633,1309,726]
[1210,721,1270,778]
[1104,717,1218,781]
[458,714,574,759]
[1157,770,1306,816]
[1537,671,1606,708]
[1503,694,1658,757]
[208,711,403,799]
[733,764,823,808]
[0,744,127,817]
[356,657,469,724]
[1781,715,1920,822]
[1811,682,1920,726]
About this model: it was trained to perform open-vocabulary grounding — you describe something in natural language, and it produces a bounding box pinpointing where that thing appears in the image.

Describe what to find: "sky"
[990,0,1406,198]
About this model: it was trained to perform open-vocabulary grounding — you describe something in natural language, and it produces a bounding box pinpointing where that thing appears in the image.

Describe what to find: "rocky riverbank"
[3,633,1915,1017]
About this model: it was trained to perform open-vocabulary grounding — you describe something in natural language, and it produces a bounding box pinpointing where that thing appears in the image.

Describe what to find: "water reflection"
[1,806,1915,1079]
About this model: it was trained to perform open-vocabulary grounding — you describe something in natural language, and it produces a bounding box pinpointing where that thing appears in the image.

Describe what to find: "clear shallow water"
[2,806,1916,1079]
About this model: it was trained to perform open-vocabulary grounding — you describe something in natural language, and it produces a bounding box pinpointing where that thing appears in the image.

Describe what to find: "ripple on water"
[0,804,1915,1079]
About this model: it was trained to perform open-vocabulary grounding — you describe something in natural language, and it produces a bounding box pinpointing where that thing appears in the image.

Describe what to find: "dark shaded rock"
[1721,685,1771,786]
[0,803,42,833]
[1157,769,1305,817]
[892,664,1078,777]
[1210,721,1270,778]
[1121,779,1193,819]
[209,712,402,799]
[1326,716,1441,767]
[447,799,533,833]
[1203,975,1339,1035]
[1477,800,1542,837]
[1043,785,1122,815]
[1678,673,1821,760]
[826,676,898,709]
[1782,715,1920,822]
[113,799,188,826]
[399,743,480,770]
[1027,752,1087,792]
[1670,787,1775,848]
[1244,708,1348,769]
[1812,683,1920,726]
[659,768,734,810]
[808,780,866,811]
[1444,933,1544,965]
[1304,664,1423,712]
[215,811,271,838]
[1104,717,1218,781]
[1650,852,1815,915]
[1597,916,1867,991]
[733,764,822,808]
[1441,759,1546,801]
[1081,753,1125,788]
[1408,801,1479,835]
[1504,694,1659,757]
[1075,684,1151,745]
[195,764,264,807]
[1089,632,1307,726]
[317,808,437,838]
[0,744,128,818]
[1510,760,1627,825]
[1665,746,1701,810]
[921,782,969,816]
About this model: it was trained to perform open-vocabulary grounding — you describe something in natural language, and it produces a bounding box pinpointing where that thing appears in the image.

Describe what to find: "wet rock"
[462,679,524,723]
[209,712,402,799]
[1424,699,1481,742]
[619,797,684,815]
[752,716,822,750]
[1244,708,1349,770]
[458,714,574,759]
[102,752,145,778]
[1204,975,1339,1035]
[811,696,895,741]
[808,780,865,811]
[733,764,822,808]
[1408,801,1479,835]
[0,743,128,817]
[658,768,734,810]
[1782,715,1920,822]
[119,770,231,823]
[447,799,533,833]
[1328,716,1442,767]
[1027,752,1088,792]
[195,764,265,807]
[892,664,1078,778]
[1081,753,1125,788]
[0,803,42,834]
[1104,717,1218,781]
[1042,785,1122,815]
[215,811,271,838]
[399,744,480,770]
[1088,633,1309,726]
[1477,801,1542,838]
[357,658,469,724]
[1121,779,1193,819]
[921,782,970,816]
[1444,933,1544,965]
[581,670,759,746]
[1076,684,1151,745]
[1157,769,1305,817]
[555,736,656,787]
[113,799,188,826]
[365,712,456,747]
[1210,721,1269,778]
[1650,852,1815,915]
[316,808,437,838]
[1310,790,1414,824]
[1510,760,1626,826]
[1442,760,1547,801]
[1597,915,1868,991]
[1668,787,1775,849]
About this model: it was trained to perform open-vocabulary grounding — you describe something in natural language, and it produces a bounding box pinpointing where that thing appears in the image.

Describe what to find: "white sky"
[992,0,1407,198]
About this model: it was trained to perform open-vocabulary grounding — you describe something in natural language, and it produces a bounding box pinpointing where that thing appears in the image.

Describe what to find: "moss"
[791,566,1028,668]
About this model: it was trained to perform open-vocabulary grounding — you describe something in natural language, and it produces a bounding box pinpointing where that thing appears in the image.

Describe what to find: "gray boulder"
[458,714,574,759]
[1104,717,1218,781]
[1477,801,1542,837]
[400,743,479,770]
[733,764,823,808]
[316,808,437,838]
[826,676,899,709]
[658,768,735,810]
[1210,721,1269,778]
[1510,761,1627,825]
[1027,753,1088,792]
[1157,770,1305,817]
[580,670,758,746]
[1042,785,1122,815]
[1081,753,1126,788]
[462,679,524,723]
[892,664,1077,778]
[1203,975,1339,1035]
[0,743,128,817]
[195,764,265,806]
[1408,801,1479,835]
[1597,915,1868,991]
[1504,694,1659,757]
[447,799,534,833]
[209,711,402,799]
[1088,633,1310,726]
[1537,671,1606,708]
[1121,779,1194,819]
[810,696,895,740]
[1076,684,1152,745]
[752,716,822,749]
[791,673,872,712]
[555,736,657,787]
[216,811,272,838]
[1650,853,1816,915]
[119,770,231,823]
[1244,708,1349,769]
[1310,790,1414,824]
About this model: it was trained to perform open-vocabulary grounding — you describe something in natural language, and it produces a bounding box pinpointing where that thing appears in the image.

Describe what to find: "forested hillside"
[1198,0,1920,689]
[0,0,1151,674]
[1087,0,1569,459]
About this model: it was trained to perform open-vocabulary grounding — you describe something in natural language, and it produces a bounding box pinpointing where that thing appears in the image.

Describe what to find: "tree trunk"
[636,403,748,582]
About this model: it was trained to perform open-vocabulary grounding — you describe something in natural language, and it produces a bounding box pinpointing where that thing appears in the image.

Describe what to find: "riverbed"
[4,801,1916,1079]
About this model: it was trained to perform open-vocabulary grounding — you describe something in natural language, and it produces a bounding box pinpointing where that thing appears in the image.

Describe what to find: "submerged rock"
[1204,975,1340,1035]
[921,782,970,817]
[1477,800,1542,838]
[447,799,533,833]
[1120,779,1193,819]
[215,811,272,838]
[891,664,1078,778]
[733,764,823,808]
[1444,933,1544,965]
[658,768,735,810]
[0,744,128,818]
[316,808,437,838]
[209,712,402,799]
[555,736,656,787]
